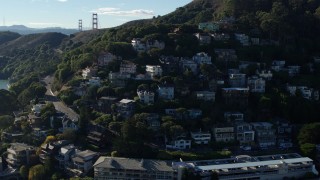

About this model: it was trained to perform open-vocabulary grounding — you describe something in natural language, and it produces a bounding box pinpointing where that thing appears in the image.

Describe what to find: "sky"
[0,0,192,29]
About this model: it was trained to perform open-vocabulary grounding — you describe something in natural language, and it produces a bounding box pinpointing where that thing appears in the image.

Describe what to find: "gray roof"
[94,156,174,172]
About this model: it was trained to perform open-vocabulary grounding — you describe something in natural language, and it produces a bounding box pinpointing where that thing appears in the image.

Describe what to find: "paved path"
[43,76,79,121]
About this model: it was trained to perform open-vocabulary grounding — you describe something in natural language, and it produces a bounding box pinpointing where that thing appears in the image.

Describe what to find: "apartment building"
[213,125,235,142]
[251,122,276,148]
[68,150,99,177]
[247,76,266,93]
[145,65,163,79]
[6,143,35,168]
[191,130,211,145]
[235,122,255,146]
[94,156,176,180]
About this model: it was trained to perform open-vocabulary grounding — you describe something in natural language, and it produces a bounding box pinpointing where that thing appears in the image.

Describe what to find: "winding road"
[43,76,79,121]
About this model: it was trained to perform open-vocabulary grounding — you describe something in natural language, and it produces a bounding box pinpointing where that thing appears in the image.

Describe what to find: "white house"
[166,136,192,150]
[146,65,163,79]
[247,76,266,93]
[131,38,146,52]
[137,90,155,104]
[191,130,211,145]
[82,67,97,79]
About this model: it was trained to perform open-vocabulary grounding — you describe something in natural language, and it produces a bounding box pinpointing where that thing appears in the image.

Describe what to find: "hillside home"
[313,56,320,63]
[82,67,97,79]
[235,122,255,146]
[180,58,198,74]
[55,144,76,169]
[251,122,276,148]
[194,33,211,44]
[247,76,266,93]
[6,143,35,168]
[108,72,131,87]
[214,49,237,62]
[59,117,78,132]
[40,140,70,164]
[191,130,211,145]
[157,84,174,100]
[256,70,273,80]
[166,135,192,150]
[144,113,161,131]
[222,88,250,108]
[97,96,118,113]
[286,85,319,100]
[224,112,244,122]
[271,60,286,72]
[211,33,230,41]
[31,103,46,115]
[146,39,165,50]
[87,77,101,87]
[159,56,180,74]
[117,99,135,119]
[120,61,137,74]
[145,65,163,79]
[275,120,293,149]
[137,90,155,104]
[213,125,235,142]
[68,150,99,177]
[87,131,106,147]
[251,37,260,45]
[97,52,120,66]
[286,65,301,77]
[194,91,215,101]
[228,73,246,88]
[234,33,250,46]
[131,38,146,52]
[193,52,212,65]
[198,22,219,31]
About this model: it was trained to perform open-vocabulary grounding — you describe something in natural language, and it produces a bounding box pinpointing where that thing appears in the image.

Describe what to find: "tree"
[20,165,29,179]
[0,115,14,130]
[28,164,45,180]
[300,143,316,159]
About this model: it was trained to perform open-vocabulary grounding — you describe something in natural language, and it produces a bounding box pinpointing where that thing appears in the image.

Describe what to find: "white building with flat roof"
[173,153,317,180]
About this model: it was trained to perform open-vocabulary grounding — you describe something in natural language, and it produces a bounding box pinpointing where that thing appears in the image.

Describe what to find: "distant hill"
[0,25,78,35]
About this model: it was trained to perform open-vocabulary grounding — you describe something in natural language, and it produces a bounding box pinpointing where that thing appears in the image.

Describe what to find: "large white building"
[173,153,317,180]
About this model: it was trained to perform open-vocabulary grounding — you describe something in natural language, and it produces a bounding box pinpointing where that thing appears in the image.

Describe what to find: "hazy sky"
[0,0,192,29]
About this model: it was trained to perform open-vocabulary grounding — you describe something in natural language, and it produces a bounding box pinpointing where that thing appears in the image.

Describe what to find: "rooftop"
[94,156,174,172]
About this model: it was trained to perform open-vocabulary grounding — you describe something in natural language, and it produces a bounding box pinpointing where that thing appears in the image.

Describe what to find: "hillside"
[0,31,21,45]
[0,32,67,53]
